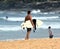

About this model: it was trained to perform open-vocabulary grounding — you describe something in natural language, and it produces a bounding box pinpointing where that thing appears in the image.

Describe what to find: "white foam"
[2,17,25,21]
[1,16,59,21]
[40,12,48,14]
[31,9,41,14]
[0,22,60,31]
[0,25,22,31]
[33,16,59,20]
[40,12,55,14]
[40,23,60,29]
[0,38,25,41]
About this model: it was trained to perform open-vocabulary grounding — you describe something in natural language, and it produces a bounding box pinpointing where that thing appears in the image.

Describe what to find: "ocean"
[0,10,60,40]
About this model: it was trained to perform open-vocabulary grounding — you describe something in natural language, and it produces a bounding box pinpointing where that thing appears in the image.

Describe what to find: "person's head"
[27,11,31,14]
[48,26,51,29]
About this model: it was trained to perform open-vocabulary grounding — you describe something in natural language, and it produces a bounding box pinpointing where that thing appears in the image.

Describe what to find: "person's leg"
[25,28,31,40]
[25,31,31,40]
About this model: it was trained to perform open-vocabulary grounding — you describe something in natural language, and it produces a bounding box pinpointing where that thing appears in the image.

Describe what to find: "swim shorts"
[27,28,31,32]
[49,35,53,38]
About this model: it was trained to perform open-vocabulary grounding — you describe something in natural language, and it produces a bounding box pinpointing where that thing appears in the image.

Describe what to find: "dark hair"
[27,11,31,14]
[48,26,51,29]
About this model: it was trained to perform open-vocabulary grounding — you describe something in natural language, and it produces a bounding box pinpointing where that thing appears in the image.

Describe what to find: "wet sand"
[0,38,60,49]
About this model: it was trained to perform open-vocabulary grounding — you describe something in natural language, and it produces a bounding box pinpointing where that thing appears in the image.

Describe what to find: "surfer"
[25,11,34,40]
[48,26,53,38]
[6,16,8,19]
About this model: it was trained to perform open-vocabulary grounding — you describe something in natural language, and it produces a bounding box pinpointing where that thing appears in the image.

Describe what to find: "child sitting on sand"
[48,26,53,38]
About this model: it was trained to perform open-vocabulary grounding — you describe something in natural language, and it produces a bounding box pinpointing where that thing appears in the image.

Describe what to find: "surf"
[0,16,59,21]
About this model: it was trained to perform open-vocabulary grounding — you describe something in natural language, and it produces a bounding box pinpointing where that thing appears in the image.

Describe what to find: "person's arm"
[25,16,27,22]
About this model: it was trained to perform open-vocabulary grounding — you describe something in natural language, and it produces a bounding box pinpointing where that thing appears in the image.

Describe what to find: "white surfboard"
[21,20,33,29]
[36,20,43,28]
[21,19,43,29]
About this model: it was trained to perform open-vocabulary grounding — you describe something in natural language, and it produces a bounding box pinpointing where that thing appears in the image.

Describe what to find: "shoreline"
[0,38,60,49]
[0,37,59,41]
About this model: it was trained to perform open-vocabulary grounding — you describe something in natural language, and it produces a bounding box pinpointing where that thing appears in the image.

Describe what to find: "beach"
[0,38,60,49]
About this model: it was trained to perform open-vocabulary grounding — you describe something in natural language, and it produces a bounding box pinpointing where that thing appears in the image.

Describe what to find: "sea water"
[0,10,60,40]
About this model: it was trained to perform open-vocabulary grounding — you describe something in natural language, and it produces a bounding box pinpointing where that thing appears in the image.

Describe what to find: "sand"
[0,38,60,49]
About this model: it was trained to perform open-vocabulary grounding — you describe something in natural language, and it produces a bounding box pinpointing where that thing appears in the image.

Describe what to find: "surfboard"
[21,19,43,29]
[21,20,33,29]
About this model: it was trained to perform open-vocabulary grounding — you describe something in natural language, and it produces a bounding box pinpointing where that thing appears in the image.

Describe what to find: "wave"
[6,11,25,15]
[0,16,59,21]
[40,23,60,29]
[40,12,49,14]
[0,10,56,15]
[7,12,17,15]
[0,11,5,14]
[1,17,25,21]
[40,12,55,14]
[0,23,60,31]
[33,16,59,20]
[48,12,55,14]
[31,9,41,14]
[0,38,25,41]
[31,9,54,14]
[0,25,22,31]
